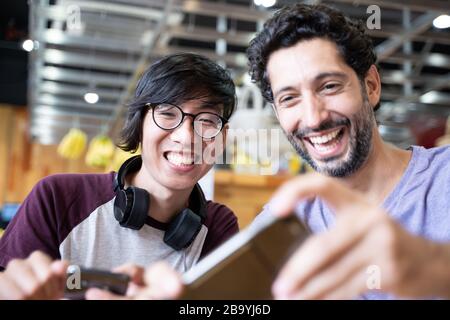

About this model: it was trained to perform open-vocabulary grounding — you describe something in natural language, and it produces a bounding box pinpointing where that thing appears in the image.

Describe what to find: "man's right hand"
[0,251,68,300]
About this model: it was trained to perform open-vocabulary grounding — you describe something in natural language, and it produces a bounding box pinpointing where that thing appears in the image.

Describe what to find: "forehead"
[267,38,355,90]
[174,99,223,113]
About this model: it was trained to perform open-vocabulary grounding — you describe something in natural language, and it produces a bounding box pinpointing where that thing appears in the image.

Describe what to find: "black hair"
[119,53,236,152]
[247,4,379,110]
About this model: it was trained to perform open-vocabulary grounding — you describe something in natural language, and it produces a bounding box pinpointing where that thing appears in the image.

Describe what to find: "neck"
[339,129,412,205]
[130,164,192,223]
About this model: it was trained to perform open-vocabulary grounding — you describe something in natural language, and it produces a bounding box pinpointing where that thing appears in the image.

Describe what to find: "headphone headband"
[114,155,142,192]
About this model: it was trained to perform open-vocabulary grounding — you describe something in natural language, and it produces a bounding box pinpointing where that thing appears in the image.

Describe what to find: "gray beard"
[286,100,375,178]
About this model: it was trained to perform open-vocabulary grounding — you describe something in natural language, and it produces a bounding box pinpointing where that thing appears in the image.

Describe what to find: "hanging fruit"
[57,128,88,160]
[85,134,115,168]
[106,147,141,172]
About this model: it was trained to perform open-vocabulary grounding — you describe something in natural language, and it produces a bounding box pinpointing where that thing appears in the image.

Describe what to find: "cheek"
[325,90,364,115]
[278,109,300,133]
[142,126,167,156]
[201,140,220,162]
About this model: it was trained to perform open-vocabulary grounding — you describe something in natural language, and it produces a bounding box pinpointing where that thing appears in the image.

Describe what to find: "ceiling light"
[253,0,276,8]
[84,92,99,104]
[433,15,450,29]
[22,39,35,52]
[420,91,439,104]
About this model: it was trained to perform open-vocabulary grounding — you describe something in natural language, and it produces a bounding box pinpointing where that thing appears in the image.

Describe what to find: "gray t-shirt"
[256,145,450,299]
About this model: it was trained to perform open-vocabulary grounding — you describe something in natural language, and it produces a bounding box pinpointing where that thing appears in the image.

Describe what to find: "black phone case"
[64,267,130,300]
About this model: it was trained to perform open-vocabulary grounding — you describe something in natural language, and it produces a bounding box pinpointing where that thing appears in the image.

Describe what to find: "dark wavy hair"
[247,4,379,110]
[118,53,236,152]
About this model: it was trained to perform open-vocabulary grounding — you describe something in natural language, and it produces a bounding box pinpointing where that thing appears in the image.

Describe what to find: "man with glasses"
[0,53,238,299]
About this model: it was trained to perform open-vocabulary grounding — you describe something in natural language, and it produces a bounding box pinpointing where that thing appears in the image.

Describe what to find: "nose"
[301,92,329,129]
[170,116,195,145]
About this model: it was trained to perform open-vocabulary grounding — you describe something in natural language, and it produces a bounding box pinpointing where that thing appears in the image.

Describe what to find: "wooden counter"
[214,170,293,229]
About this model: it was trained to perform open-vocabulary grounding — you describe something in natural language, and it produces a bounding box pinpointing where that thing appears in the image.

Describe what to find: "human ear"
[364,65,381,109]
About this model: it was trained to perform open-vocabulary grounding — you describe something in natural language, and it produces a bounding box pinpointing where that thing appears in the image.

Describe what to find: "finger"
[4,259,43,299]
[50,260,70,295]
[112,263,145,285]
[273,211,377,299]
[320,268,371,300]
[29,252,65,299]
[140,262,183,300]
[0,274,24,300]
[269,173,365,217]
[287,238,371,300]
[85,288,129,300]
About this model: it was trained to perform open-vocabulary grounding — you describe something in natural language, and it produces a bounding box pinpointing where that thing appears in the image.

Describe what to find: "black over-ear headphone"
[113,155,207,251]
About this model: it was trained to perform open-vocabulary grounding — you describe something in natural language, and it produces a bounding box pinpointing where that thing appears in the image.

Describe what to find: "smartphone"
[64,266,130,300]
[180,214,311,300]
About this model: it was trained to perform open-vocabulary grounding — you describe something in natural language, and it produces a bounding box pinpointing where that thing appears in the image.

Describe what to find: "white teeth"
[166,153,194,166]
[308,129,340,145]
[314,141,339,152]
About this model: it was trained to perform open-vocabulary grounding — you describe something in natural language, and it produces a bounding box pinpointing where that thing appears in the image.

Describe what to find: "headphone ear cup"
[164,208,202,250]
[113,189,131,225]
[121,187,149,230]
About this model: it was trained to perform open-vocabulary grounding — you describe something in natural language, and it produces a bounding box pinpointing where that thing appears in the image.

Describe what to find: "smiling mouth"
[164,152,195,166]
[303,127,345,153]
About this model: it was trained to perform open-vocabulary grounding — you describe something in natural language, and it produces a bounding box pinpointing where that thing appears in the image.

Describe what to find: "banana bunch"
[105,147,141,172]
[57,128,88,160]
[85,134,115,168]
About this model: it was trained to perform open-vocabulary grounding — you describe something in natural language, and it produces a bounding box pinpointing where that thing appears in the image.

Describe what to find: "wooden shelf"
[214,170,293,229]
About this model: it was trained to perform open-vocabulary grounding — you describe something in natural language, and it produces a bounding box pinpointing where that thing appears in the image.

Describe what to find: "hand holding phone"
[64,266,130,300]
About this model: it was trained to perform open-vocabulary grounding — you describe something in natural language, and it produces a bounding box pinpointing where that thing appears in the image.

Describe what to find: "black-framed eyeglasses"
[146,103,228,139]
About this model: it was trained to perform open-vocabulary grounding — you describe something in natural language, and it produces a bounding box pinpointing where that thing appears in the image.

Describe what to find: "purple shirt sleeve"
[200,201,239,259]
[0,173,116,268]
[0,177,62,267]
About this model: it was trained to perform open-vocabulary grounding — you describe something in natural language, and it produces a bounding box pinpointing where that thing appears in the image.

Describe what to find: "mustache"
[292,118,350,139]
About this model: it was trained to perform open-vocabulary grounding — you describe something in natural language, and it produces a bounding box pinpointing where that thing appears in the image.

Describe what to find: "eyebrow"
[194,101,224,115]
[273,72,349,98]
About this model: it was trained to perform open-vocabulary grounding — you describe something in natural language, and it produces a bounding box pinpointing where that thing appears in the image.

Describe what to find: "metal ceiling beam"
[369,27,450,46]
[32,105,112,120]
[167,25,254,47]
[37,94,116,112]
[38,66,130,87]
[376,12,440,61]
[31,117,104,131]
[412,40,434,77]
[60,0,165,20]
[381,71,450,87]
[383,52,450,70]
[43,48,137,72]
[328,0,450,12]
[39,81,122,100]
[153,45,247,69]
[389,73,450,104]
[175,0,270,22]
[38,29,143,53]
[108,0,175,139]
